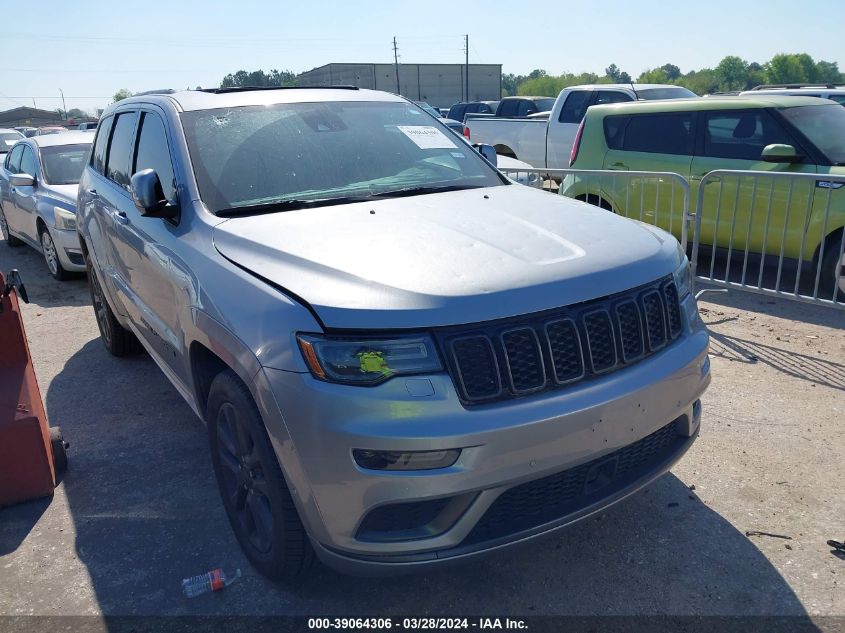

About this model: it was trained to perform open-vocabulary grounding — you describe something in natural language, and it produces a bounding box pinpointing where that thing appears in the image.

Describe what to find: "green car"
[563,95,845,297]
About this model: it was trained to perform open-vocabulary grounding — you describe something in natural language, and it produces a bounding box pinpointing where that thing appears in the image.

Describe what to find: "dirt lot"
[0,238,842,622]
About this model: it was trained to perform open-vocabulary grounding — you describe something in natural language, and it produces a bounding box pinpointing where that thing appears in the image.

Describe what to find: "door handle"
[85,188,99,198]
[114,210,130,225]
[609,162,629,170]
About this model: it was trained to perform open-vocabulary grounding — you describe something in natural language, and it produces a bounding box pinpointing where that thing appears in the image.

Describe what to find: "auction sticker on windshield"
[397,125,457,149]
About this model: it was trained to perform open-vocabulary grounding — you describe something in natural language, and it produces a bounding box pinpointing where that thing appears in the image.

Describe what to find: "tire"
[49,426,68,473]
[207,369,313,583]
[819,232,845,302]
[0,205,23,247]
[39,226,72,281]
[85,254,141,356]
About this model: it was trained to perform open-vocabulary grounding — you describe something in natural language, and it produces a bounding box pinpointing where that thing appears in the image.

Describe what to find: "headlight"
[297,334,443,385]
[53,206,76,231]
[674,252,692,299]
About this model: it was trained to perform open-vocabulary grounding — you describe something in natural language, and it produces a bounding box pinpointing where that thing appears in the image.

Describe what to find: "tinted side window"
[448,105,466,121]
[6,145,24,172]
[499,100,519,117]
[559,91,593,123]
[91,115,114,174]
[479,103,493,114]
[19,146,38,178]
[133,112,176,202]
[106,112,138,187]
[703,110,794,160]
[517,100,533,116]
[595,90,633,105]
[622,113,694,155]
[604,115,630,150]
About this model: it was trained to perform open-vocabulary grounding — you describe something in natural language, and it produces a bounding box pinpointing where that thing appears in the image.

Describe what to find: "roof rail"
[750,83,843,90]
[197,85,360,94]
[132,89,177,96]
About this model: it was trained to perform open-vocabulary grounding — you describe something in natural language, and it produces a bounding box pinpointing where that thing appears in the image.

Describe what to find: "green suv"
[564,95,845,298]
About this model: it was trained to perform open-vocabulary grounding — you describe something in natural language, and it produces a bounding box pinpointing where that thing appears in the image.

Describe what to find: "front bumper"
[257,298,710,574]
[51,227,85,271]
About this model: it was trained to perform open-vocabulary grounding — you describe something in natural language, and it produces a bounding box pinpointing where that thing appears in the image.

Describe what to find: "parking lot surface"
[0,238,842,620]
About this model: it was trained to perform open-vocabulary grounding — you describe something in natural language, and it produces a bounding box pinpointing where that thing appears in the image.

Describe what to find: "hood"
[44,184,79,207]
[213,186,681,329]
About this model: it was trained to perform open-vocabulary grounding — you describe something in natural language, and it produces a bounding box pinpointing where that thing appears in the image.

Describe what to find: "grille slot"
[663,281,683,338]
[450,336,501,401]
[615,300,644,362]
[642,290,667,351]
[501,328,546,394]
[440,275,683,406]
[545,319,585,384]
[583,310,617,373]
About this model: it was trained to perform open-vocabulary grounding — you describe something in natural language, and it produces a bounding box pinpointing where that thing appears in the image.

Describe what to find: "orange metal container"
[0,272,56,507]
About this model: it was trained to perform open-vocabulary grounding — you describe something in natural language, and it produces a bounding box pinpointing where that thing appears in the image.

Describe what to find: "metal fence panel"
[690,170,845,309]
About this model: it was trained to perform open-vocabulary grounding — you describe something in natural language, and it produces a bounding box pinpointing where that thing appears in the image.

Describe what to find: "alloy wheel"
[216,402,274,554]
[88,264,113,347]
[41,230,59,275]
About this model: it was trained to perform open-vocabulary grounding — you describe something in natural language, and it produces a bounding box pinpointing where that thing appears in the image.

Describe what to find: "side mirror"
[10,173,35,187]
[130,169,178,219]
[761,144,803,163]
[473,143,497,167]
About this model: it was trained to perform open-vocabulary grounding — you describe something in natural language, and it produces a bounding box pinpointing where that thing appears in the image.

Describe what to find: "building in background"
[298,63,502,109]
[0,106,67,129]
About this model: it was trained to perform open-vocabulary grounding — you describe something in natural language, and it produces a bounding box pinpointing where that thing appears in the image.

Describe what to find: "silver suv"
[77,87,710,581]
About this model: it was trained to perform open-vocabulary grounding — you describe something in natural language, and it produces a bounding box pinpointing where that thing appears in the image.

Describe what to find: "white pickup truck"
[465,84,696,169]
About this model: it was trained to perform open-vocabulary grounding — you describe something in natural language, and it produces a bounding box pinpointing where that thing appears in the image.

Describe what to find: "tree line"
[107,53,842,106]
[508,53,844,97]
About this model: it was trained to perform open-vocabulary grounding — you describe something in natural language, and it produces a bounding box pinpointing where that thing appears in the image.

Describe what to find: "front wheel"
[85,254,141,356]
[820,232,845,302]
[40,227,72,281]
[207,369,313,583]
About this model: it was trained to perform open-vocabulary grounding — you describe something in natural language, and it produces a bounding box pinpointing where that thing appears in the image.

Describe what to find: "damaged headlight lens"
[297,334,443,385]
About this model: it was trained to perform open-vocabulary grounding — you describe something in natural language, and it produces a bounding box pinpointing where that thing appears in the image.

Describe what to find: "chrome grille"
[439,276,684,405]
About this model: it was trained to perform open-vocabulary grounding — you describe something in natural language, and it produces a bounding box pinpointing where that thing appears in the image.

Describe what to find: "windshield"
[535,98,556,112]
[780,103,845,165]
[1,132,23,150]
[181,101,505,213]
[637,87,697,100]
[40,143,91,185]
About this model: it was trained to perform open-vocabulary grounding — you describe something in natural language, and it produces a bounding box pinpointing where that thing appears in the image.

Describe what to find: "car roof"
[586,94,834,116]
[562,83,682,92]
[110,87,405,113]
[0,128,23,134]
[740,87,845,96]
[30,131,94,147]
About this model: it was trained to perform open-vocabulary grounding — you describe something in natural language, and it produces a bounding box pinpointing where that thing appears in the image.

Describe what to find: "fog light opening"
[353,448,460,471]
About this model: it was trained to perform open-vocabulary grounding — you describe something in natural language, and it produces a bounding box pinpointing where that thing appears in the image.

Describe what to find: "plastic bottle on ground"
[181,568,242,598]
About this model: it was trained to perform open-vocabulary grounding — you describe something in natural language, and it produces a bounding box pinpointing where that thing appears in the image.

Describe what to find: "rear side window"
[19,146,38,178]
[133,111,176,202]
[106,112,138,187]
[604,115,629,149]
[559,91,593,124]
[6,145,24,172]
[703,110,794,160]
[479,103,494,114]
[621,113,695,155]
[828,95,845,105]
[448,105,466,121]
[595,91,633,106]
[91,116,114,174]
[499,100,519,117]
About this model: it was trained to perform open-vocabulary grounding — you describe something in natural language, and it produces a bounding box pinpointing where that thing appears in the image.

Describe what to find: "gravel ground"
[0,238,842,622]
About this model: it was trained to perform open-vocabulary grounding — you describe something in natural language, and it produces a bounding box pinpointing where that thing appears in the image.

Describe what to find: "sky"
[1,0,842,115]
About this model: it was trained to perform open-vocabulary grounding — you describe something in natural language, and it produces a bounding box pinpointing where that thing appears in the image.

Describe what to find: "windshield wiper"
[366,184,486,199]
[217,196,375,217]
[216,184,487,217]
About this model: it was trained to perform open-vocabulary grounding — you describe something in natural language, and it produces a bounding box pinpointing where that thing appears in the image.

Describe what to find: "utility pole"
[392,36,400,95]
[464,34,469,102]
[59,88,67,120]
